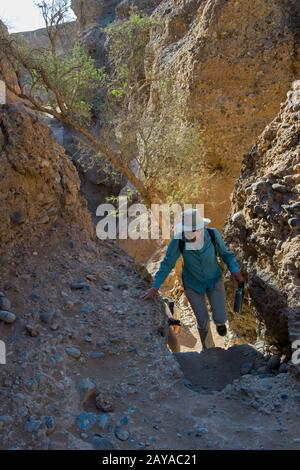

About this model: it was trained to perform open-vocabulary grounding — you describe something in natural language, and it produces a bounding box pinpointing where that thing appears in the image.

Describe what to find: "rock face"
[32,1,300,231]
[71,0,161,30]
[0,21,21,103]
[224,80,300,376]
[71,0,121,30]
[0,8,93,253]
[116,0,162,18]
[71,0,160,64]
[0,106,92,255]
[145,0,300,227]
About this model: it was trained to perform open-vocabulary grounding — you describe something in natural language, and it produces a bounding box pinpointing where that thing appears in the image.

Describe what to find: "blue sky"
[0,0,74,33]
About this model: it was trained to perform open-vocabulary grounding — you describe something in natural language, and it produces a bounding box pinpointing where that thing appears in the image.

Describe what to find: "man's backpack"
[178,228,218,257]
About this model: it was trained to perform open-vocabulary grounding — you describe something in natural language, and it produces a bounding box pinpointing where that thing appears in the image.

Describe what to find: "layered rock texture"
[0,106,92,254]
[70,0,160,66]
[0,21,21,103]
[224,81,300,376]
[145,0,300,226]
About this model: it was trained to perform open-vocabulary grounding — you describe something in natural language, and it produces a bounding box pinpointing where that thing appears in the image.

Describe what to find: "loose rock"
[0,310,16,324]
[0,295,11,310]
[24,418,42,433]
[92,434,114,450]
[10,211,25,225]
[70,283,91,291]
[65,347,81,359]
[115,426,130,441]
[39,311,55,324]
[95,392,113,412]
[77,378,97,404]
[76,412,97,431]
[25,323,40,337]
[44,416,56,435]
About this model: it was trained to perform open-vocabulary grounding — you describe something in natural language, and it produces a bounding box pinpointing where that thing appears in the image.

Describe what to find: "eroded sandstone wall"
[71,0,161,64]
[0,21,21,103]
[0,106,93,257]
[224,81,300,375]
[145,0,300,226]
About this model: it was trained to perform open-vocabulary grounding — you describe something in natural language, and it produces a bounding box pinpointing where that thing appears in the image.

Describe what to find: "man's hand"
[231,272,244,284]
[142,287,159,300]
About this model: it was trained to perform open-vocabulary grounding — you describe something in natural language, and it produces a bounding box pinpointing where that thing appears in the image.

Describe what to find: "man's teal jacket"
[153,228,239,294]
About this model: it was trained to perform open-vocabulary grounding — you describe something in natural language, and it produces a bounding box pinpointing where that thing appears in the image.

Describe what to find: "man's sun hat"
[174,208,211,233]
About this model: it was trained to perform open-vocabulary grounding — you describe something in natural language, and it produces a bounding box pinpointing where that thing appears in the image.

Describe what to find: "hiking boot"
[216,324,227,336]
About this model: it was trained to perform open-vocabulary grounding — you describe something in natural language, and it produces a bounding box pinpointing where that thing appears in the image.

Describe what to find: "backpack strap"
[178,236,185,254]
[178,228,218,257]
[207,228,218,257]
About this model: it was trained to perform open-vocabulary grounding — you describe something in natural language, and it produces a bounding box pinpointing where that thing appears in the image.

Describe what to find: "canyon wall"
[145,0,300,226]
[0,105,92,256]
[70,0,300,227]
[224,81,300,376]
[0,3,300,450]
[70,0,161,68]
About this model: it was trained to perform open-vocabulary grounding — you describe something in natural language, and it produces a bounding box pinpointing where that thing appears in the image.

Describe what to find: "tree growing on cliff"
[0,0,155,205]
[0,1,202,205]
[101,9,204,204]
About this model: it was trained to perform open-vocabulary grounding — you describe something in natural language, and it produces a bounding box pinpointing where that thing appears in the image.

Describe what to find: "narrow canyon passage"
[1,0,300,452]
[0,104,299,451]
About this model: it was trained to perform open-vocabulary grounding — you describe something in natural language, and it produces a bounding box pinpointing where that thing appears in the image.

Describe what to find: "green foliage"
[134,80,206,204]
[16,40,106,123]
[102,9,206,204]
[104,10,155,97]
[105,187,137,216]
[57,42,106,116]
[106,187,136,206]
[11,4,206,205]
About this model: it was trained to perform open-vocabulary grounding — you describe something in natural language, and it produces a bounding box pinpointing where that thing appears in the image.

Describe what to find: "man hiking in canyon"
[143,209,244,351]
